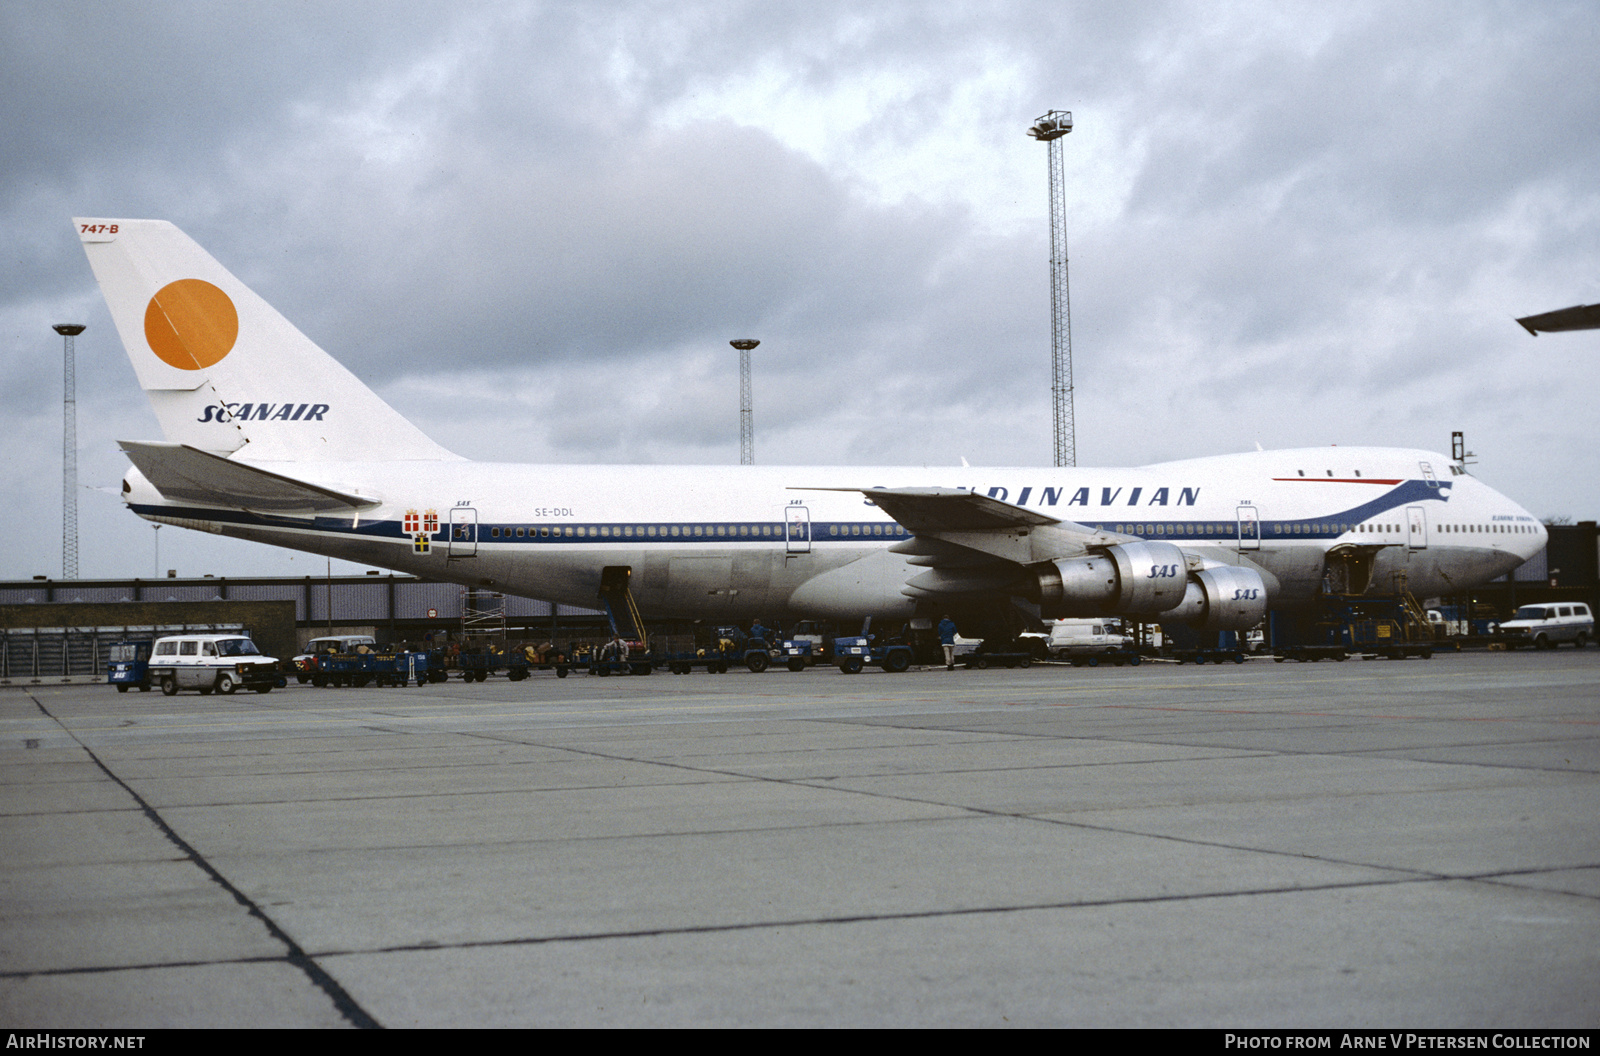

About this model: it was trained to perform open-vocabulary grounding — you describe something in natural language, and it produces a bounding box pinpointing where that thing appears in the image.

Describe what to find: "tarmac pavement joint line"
[39,690,930,736]
[19,691,382,1029]
[434,714,1466,894]
[304,872,1446,961]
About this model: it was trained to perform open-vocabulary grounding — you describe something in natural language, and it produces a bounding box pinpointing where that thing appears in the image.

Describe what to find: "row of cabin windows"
[1288,466,1475,480]
[1118,521,1534,538]
[473,519,1535,542]
[1113,522,1402,537]
[477,523,925,540]
[486,524,793,539]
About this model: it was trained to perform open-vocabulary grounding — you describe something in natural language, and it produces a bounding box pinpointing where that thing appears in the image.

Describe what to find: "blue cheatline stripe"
[129,479,1466,547]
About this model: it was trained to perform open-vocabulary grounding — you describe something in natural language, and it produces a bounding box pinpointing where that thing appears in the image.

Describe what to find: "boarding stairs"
[598,566,648,650]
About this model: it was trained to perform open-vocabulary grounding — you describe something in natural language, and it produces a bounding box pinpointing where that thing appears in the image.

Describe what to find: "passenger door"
[449,507,478,559]
[1236,505,1261,551]
[785,504,812,555]
[1407,506,1428,551]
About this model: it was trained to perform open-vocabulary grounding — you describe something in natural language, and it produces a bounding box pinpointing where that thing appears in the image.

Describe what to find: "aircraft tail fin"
[74,218,458,463]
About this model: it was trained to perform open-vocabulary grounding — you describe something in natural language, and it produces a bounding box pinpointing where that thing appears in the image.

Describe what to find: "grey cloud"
[1,0,1596,579]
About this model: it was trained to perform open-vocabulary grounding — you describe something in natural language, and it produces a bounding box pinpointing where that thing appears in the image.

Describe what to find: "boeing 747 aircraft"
[75,218,1547,636]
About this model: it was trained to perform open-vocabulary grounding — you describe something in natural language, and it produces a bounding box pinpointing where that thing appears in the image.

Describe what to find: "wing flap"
[120,441,377,513]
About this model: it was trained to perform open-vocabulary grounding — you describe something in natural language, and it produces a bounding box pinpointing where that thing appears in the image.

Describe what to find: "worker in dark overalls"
[939,615,958,670]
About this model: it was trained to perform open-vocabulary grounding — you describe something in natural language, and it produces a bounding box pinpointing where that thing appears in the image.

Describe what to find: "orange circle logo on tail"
[144,279,239,370]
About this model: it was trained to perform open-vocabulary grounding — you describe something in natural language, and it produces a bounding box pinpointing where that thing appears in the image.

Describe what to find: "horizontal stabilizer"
[120,441,378,513]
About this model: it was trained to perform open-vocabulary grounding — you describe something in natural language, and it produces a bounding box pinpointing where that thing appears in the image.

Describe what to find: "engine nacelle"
[1035,541,1188,617]
[1162,565,1268,632]
[1035,544,1267,629]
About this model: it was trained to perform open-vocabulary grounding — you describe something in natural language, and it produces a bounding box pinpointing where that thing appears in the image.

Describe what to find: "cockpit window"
[216,638,262,657]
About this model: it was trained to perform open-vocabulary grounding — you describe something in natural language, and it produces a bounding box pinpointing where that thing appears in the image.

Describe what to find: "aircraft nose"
[1519,509,1548,560]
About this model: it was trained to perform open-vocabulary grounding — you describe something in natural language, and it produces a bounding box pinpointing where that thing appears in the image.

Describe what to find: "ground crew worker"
[939,615,958,670]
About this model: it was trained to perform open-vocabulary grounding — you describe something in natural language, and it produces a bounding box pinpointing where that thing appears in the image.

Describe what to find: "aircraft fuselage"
[123,446,1544,622]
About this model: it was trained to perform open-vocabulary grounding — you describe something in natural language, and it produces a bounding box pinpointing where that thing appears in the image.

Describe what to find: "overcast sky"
[3,0,1597,582]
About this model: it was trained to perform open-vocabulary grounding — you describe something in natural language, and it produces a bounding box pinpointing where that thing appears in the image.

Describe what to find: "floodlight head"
[1028,110,1073,141]
[53,324,86,336]
[730,339,760,351]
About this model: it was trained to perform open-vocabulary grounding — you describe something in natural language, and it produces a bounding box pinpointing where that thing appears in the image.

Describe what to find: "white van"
[149,634,282,695]
[1046,619,1135,660]
[1496,604,1593,649]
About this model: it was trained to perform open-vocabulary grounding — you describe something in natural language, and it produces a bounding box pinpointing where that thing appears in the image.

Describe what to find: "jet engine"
[1033,541,1267,631]
[1159,564,1268,632]
[1033,541,1188,617]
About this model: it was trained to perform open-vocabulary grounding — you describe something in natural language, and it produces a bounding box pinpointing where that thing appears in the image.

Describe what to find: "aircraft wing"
[828,487,1063,531]
[800,486,1134,599]
[120,441,378,513]
[1516,303,1600,335]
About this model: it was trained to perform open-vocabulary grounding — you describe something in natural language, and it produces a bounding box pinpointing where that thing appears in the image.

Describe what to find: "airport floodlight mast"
[54,323,85,580]
[731,339,759,464]
[1028,109,1076,467]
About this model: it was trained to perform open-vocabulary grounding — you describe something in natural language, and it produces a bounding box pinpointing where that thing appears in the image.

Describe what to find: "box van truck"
[149,634,282,695]
[1046,619,1135,660]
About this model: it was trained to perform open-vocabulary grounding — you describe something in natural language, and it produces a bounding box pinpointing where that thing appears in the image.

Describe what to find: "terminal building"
[0,572,611,685]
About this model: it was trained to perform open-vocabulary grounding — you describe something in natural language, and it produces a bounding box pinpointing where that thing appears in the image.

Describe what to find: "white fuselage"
[123,446,1546,622]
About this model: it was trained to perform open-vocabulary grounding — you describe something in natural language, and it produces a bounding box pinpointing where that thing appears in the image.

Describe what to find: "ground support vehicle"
[833,635,914,674]
[106,640,153,692]
[294,636,377,683]
[1345,595,1442,660]
[960,651,1032,669]
[1172,647,1247,665]
[1268,591,1441,662]
[312,649,429,687]
[660,641,751,674]
[1352,619,1437,660]
[785,621,832,663]
[658,634,810,674]
[1064,649,1143,667]
[775,639,814,671]
[1273,645,1349,663]
[149,633,282,696]
[955,636,1048,669]
[739,637,813,672]
[1043,620,1136,662]
[582,657,655,676]
[661,650,734,674]
[417,648,531,682]
[457,650,515,682]
[1494,603,1593,650]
